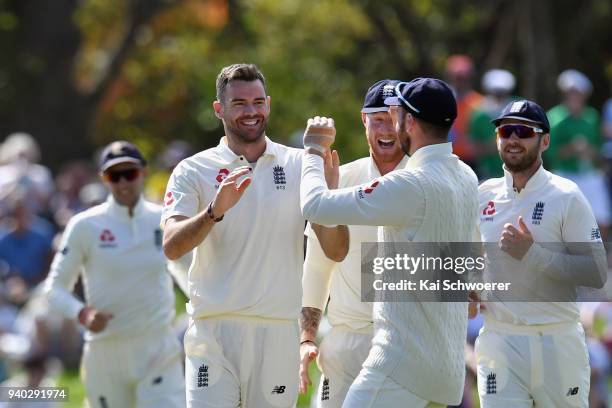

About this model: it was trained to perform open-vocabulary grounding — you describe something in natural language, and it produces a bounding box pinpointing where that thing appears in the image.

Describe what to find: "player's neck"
[510,160,541,193]
[226,134,267,163]
[374,157,403,176]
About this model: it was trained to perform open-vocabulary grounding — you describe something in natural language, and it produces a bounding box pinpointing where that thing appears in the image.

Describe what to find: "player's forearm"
[299,307,322,343]
[163,211,215,260]
[526,242,608,288]
[44,280,84,320]
[311,223,349,262]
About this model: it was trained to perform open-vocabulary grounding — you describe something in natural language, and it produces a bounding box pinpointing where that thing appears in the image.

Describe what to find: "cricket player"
[44,141,185,408]
[298,79,408,407]
[300,78,479,407]
[475,99,607,407]
[161,63,345,408]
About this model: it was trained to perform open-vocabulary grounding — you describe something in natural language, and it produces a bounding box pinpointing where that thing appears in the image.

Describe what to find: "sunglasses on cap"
[104,168,141,183]
[496,124,543,139]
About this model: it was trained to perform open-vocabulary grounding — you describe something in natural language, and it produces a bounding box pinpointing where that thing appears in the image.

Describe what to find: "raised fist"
[304,116,336,155]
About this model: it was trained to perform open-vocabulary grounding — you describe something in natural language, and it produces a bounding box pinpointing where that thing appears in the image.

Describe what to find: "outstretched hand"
[304,116,336,157]
[211,166,252,217]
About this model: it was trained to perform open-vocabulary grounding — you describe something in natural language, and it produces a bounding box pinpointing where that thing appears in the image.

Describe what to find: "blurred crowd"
[1,56,612,406]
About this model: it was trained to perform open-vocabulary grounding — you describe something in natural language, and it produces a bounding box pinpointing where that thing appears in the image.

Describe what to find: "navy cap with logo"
[361,79,399,113]
[491,100,550,133]
[99,141,147,172]
[384,78,457,126]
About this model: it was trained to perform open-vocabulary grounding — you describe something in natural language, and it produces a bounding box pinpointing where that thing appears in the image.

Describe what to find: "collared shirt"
[302,155,409,330]
[479,164,606,325]
[161,137,305,320]
[45,195,175,341]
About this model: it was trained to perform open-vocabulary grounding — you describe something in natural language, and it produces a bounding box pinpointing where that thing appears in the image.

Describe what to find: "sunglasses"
[496,124,543,139]
[105,168,141,183]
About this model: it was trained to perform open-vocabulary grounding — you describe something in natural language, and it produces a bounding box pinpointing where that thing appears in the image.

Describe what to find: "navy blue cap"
[384,78,457,126]
[99,141,147,172]
[361,79,399,113]
[491,100,550,133]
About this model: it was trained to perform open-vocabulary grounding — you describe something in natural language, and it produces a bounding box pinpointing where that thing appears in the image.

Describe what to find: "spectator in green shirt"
[546,69,610,229]
[469,69,516,180]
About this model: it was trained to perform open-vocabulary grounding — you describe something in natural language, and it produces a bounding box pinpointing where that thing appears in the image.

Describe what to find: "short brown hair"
[216,64,267,101]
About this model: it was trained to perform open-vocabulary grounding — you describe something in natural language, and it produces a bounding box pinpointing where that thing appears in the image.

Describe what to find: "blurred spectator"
[546,69,610,233]
[0,189,54,291]
[145,140,193,203]
[469,69,517,180]
[50,161,97,229]
[446,55,484,169]
[601,93,612,220]
[0,133,54,217]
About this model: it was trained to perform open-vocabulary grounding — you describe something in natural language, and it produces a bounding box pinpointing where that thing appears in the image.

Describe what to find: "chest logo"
[216,168,230,183]
[482,201,496,216]
[273,165,286,190]
[531,201,545,225]
[99,229,117,248]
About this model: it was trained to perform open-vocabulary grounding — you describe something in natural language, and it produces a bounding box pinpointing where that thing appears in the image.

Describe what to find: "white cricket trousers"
[81,326,185,408]
[476,317,590,408]
[184,316,300,408]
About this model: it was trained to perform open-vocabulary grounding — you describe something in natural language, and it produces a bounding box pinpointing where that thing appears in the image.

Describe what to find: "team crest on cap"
[509,101,525,113]
[110,142,125,155]
[382,84,395,98]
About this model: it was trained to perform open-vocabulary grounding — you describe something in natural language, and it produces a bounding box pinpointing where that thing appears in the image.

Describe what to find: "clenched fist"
[304,116,336,156]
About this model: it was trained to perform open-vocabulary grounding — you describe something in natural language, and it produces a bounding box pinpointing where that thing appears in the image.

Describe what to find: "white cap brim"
[100,157,142,172]
[361,107,389,113]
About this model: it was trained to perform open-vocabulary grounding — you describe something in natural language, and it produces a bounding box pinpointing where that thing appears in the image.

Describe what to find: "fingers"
[518,216,530,234]
[331,150,340,167]
[236,177,252,192]
[223,166,252,184]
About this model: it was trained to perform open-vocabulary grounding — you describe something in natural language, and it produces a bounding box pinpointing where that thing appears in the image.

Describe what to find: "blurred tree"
[0,0,610,169]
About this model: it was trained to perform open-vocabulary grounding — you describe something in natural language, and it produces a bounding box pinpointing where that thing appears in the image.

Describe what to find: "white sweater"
[301,143,479,405]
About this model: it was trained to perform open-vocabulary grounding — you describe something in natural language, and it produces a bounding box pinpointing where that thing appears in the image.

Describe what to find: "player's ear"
[540,133,550,152]
[361,112,367,127]
[213,100,223,119]
[267,95,271,109]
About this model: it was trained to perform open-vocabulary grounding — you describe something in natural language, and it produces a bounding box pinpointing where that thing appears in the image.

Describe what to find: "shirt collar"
[107,194,145,219]
[216,136,278,164]
[502,163,548,193]
[369,154,410,177]
[406,142,453,169]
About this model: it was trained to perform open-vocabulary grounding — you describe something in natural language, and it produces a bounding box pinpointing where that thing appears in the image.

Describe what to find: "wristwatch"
[207,202,224,222]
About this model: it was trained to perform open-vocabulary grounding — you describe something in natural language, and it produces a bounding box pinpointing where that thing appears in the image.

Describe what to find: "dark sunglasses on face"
[496,124,543,139]
[105,168,141,183]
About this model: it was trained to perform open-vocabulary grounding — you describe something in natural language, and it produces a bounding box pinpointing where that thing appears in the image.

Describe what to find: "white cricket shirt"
[44,195,175,341]
[301,143,479,406]
[161,137,305,320]
[478,165,607,325]
[303,155,408,330]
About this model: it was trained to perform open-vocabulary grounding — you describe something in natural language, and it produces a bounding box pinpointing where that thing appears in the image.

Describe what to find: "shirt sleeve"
[524,191,607,288]
[302,224,337,311]
[43,217,87,320]
[161,161,202,228]
[301,154,423,227]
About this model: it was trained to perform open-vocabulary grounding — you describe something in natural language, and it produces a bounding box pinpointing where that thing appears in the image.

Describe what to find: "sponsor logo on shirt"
[271,385,286,394]
[531,201,545,225]
[99,229,117,248]
[273,165,286,190]
[481,201,496,222]
[358,179,380,198]
[566,386,579,397]
[165,191,175,206]
[216,168,230,183]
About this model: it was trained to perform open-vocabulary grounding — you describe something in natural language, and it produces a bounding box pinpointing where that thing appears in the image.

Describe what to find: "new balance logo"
[532,201,545,225]
[197,364,208,387]
[321,377,330,401]
[271,385,286,394]
[486,372,497,394]
[567,386,579,396]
